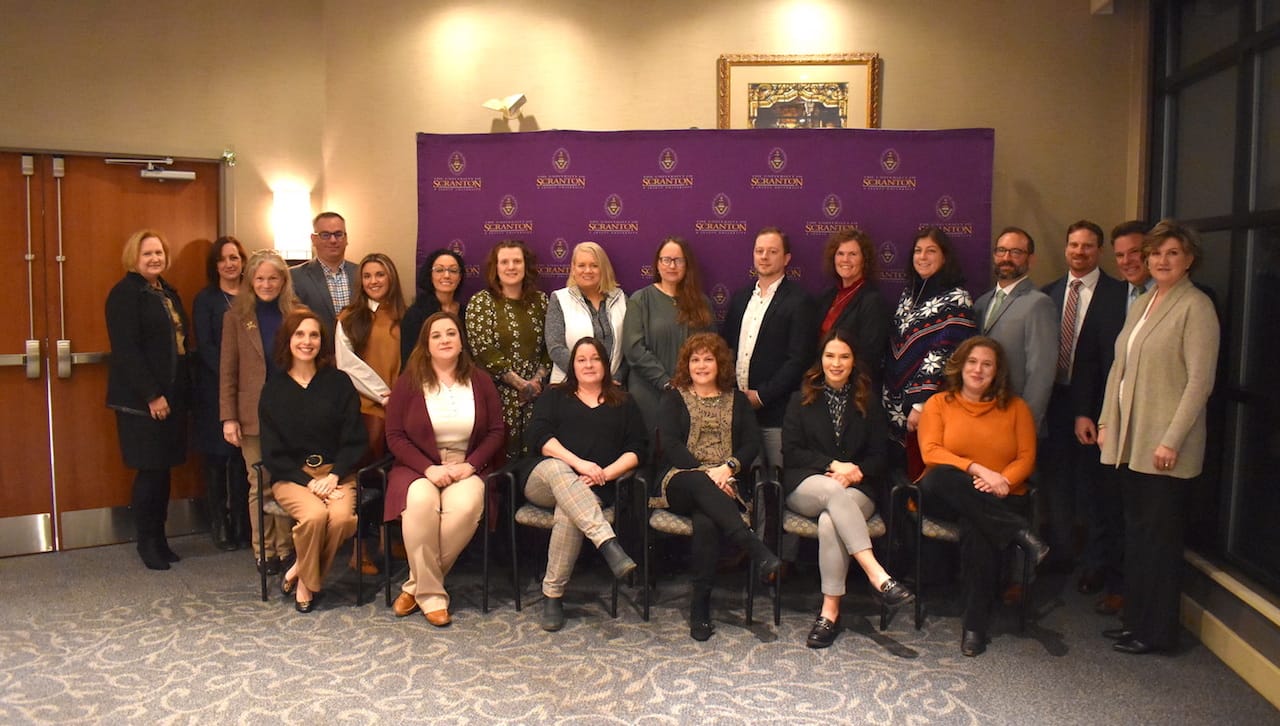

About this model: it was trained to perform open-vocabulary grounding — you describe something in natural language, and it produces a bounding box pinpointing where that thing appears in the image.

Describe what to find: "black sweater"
[780,388,888,499]
[258,366,367,485]
[526,387,647,471]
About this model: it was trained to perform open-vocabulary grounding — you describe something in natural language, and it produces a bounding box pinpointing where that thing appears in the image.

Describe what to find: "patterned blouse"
[658,389,735,494]
[882,283,975,444]
[465,289,551,456]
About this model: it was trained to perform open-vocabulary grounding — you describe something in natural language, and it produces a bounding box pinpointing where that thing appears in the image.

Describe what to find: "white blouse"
[424,379,475,451]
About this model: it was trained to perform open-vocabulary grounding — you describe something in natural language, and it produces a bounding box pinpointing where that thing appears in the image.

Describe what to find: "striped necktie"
[1057,279,1082,382]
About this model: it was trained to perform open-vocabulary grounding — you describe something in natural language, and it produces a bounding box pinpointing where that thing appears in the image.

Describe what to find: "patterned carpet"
[0,535,1274,725]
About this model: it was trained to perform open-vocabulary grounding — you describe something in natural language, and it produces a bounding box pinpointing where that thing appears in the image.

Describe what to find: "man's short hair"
[1110,219,1148,245]
[312,211,345,228]
[756,226,790,254]
[995,225,1035,255]
[1066,219,1104,248]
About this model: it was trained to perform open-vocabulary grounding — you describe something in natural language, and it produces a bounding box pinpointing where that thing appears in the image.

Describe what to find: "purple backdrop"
[417,128,993,322]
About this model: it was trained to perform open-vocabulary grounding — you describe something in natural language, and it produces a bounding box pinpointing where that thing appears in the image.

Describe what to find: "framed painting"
[716,53,881,129]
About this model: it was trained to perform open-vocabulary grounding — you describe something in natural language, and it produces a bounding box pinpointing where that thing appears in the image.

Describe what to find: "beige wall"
[2,0,1146,288]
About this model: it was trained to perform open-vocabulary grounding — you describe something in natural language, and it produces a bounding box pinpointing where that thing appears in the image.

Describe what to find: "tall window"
[1150,1,1280,591]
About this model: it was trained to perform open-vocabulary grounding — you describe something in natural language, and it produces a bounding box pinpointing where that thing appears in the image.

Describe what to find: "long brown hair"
[652,237,712,329]
[273,307,335,371]
[800,329,870,416]
[405,312,474,392]
[943,336,1012,408]
[670,332,735,392]
[484,240,542,303]
[556,337,627,406]
[340,253,407,356]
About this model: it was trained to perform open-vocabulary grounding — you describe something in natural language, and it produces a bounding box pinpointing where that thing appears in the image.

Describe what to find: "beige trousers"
[241,434,293,559]
[272,480,357,593]
[400,450,484,612]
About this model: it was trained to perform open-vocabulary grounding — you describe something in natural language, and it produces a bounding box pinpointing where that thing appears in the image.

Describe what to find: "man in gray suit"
[291,211,358,333]
[972,226,1057,433]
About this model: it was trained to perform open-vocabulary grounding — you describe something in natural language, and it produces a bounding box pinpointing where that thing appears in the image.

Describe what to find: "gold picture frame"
[716,53,881,130]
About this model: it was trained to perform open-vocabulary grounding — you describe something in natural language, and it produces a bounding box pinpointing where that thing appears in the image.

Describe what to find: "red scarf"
[819,278,866,340]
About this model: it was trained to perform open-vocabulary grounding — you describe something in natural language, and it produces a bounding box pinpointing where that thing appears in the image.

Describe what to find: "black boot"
[731,530,781,579]
[205,460,236,551]
[598,538,637,579]
[157,532,180,563]
[690,587,714,641]
[137,537,170,571]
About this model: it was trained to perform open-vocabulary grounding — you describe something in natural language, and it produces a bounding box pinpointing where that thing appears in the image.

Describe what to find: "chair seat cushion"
[782,510,886,539]
[648,508,749,536]
[908,510,961,541]
[515,503,614,529]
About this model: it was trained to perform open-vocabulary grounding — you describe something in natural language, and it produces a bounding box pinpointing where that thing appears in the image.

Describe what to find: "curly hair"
[822,228,877,283]
[799,329,870,416]
[670,332,735,393]
[942,336,1012,408]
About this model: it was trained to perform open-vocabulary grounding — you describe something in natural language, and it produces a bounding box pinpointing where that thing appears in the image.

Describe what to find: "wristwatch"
[725,457,741,474]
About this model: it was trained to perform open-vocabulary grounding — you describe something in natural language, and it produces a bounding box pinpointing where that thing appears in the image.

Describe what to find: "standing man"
[292,211,358,333]
[721,226,815,471]
[1070,220,1147,613]
[972,226,1058,432]
[1040,220,1127,575]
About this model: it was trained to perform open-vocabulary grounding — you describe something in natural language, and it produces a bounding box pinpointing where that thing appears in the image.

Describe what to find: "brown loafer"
[425,609,451,627]
[393,592,420,617]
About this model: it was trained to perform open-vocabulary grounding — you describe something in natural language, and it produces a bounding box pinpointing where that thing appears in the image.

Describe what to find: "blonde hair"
[232,249,298,319]
[568,241,619,294]
[120,229,171,273]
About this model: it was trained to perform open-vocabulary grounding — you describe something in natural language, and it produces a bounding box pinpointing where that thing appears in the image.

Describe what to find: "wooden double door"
[0,151,220,555]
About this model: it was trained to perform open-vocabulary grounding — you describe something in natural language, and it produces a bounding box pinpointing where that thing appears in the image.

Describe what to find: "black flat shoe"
[961,629,988,657]
[690,619,715,641]
[1113,637,1160,655]
[281,574,297,597]
[872,578,915,609]
[295,598,314,614]
[806,616,840,649]
[1102,627,1134,641]
[265,556,282,576]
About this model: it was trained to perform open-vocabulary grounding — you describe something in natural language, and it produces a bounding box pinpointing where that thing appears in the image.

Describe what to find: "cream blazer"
[1098,276,1218,478]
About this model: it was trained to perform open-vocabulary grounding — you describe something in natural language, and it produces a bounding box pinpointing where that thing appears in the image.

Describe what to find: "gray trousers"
[524,458,617,598]
[786,475,875,597]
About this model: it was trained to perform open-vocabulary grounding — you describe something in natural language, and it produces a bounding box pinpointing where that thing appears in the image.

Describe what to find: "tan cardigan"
[219,307,270,436]
[1098,276,1218,478]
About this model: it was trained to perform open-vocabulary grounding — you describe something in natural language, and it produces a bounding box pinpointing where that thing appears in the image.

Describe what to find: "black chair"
[252,459,386,605]
[640,452,781,626]
[889,477,1039,631]
[769,465,892,630]
[375,461,500,614]
[507,462,640,618]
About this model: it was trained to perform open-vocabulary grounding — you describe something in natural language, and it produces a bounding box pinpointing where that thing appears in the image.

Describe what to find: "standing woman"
[261,309,367,613]
[655,333,780,641]
[623,236,714,431]
[524,337,646,631]
[883,226,976,456]
[385,312,504,626]
[1098,220,1219,655]
[466,240,550,458]
[106,229,193,570]
[401,248,467,367]
[191,236,250,551]
[545,242,628,386]
[221,250,298,575]
[336,252,407,460]
[782,329,913,649]
[814,229,890,390]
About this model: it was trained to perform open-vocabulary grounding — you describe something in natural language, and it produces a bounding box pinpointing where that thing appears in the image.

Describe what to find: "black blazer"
[105,271,191,415]
[720,277,816,427]
[655,389,761,496]
[1042,272,1126,420]
[780,389,888,498]
[813,283,890,389]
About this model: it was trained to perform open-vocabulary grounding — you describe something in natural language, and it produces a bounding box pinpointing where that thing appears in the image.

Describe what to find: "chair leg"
[1019,544,1032,632]
[482,493,490,614]
[914,513,924,630]
[256,464,267,602]
[383,522,393,607]
[510,503,521,612]
[355,513,364,606]
[746,559,755,626]
[642,516,651,622]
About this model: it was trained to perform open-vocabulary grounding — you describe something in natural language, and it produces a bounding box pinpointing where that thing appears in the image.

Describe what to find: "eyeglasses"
[993,247,1029,258]
[432,266,462,276]
[314,230,347,241]
[658,256,686,267]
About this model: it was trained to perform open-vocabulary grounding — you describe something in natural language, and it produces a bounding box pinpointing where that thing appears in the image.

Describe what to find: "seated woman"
[260,308,368,613]
[916,336,1047,656]
[655,333,780,642]
[384,312,504,627]
[524,337,646,632]
[782,330,914,649]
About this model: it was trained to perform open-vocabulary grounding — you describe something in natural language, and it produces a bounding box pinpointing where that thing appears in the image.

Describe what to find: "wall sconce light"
[271,185,313,260]
[482,93,527,120]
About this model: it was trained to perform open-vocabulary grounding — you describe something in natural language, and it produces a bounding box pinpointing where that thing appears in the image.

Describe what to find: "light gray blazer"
[973,277,1058,434]
[1098,276,1219,478]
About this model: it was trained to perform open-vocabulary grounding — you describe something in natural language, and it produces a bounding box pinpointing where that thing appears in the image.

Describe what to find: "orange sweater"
[917,392,1036,495]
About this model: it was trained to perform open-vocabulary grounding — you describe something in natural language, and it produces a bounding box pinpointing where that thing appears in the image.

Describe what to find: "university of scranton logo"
[751,147,804,189]
[659,148,678,171]
[448,239,465,256]
[535,147,587,189]
[694,194,748,234]
[879,241,897,266]
[482,194,534,234]
[862,148,917,191]
[936,195,956,219]
[711,283,731,307]
[642,147,694,189]
[878,241,906,282]
[640,264,654,278]
[431,151,482,190]
[803,195,857,236]
[587,194,639,234]
[551,238,569,260]
[539,238,572,278]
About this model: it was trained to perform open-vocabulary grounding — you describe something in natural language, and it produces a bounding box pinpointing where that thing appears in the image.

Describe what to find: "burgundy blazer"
[383,369,505,521]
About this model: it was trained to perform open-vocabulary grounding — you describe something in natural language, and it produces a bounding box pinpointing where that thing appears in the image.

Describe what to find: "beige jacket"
[219,307,270,436]
[1099,276,1218,478]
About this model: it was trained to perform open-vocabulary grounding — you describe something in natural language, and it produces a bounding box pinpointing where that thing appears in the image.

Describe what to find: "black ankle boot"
[690,588,714,641]
[157,534,180,563]
[205,463,237,551]
[137,538,171,571]
[731,530,781,578]
[598,538,637,579]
